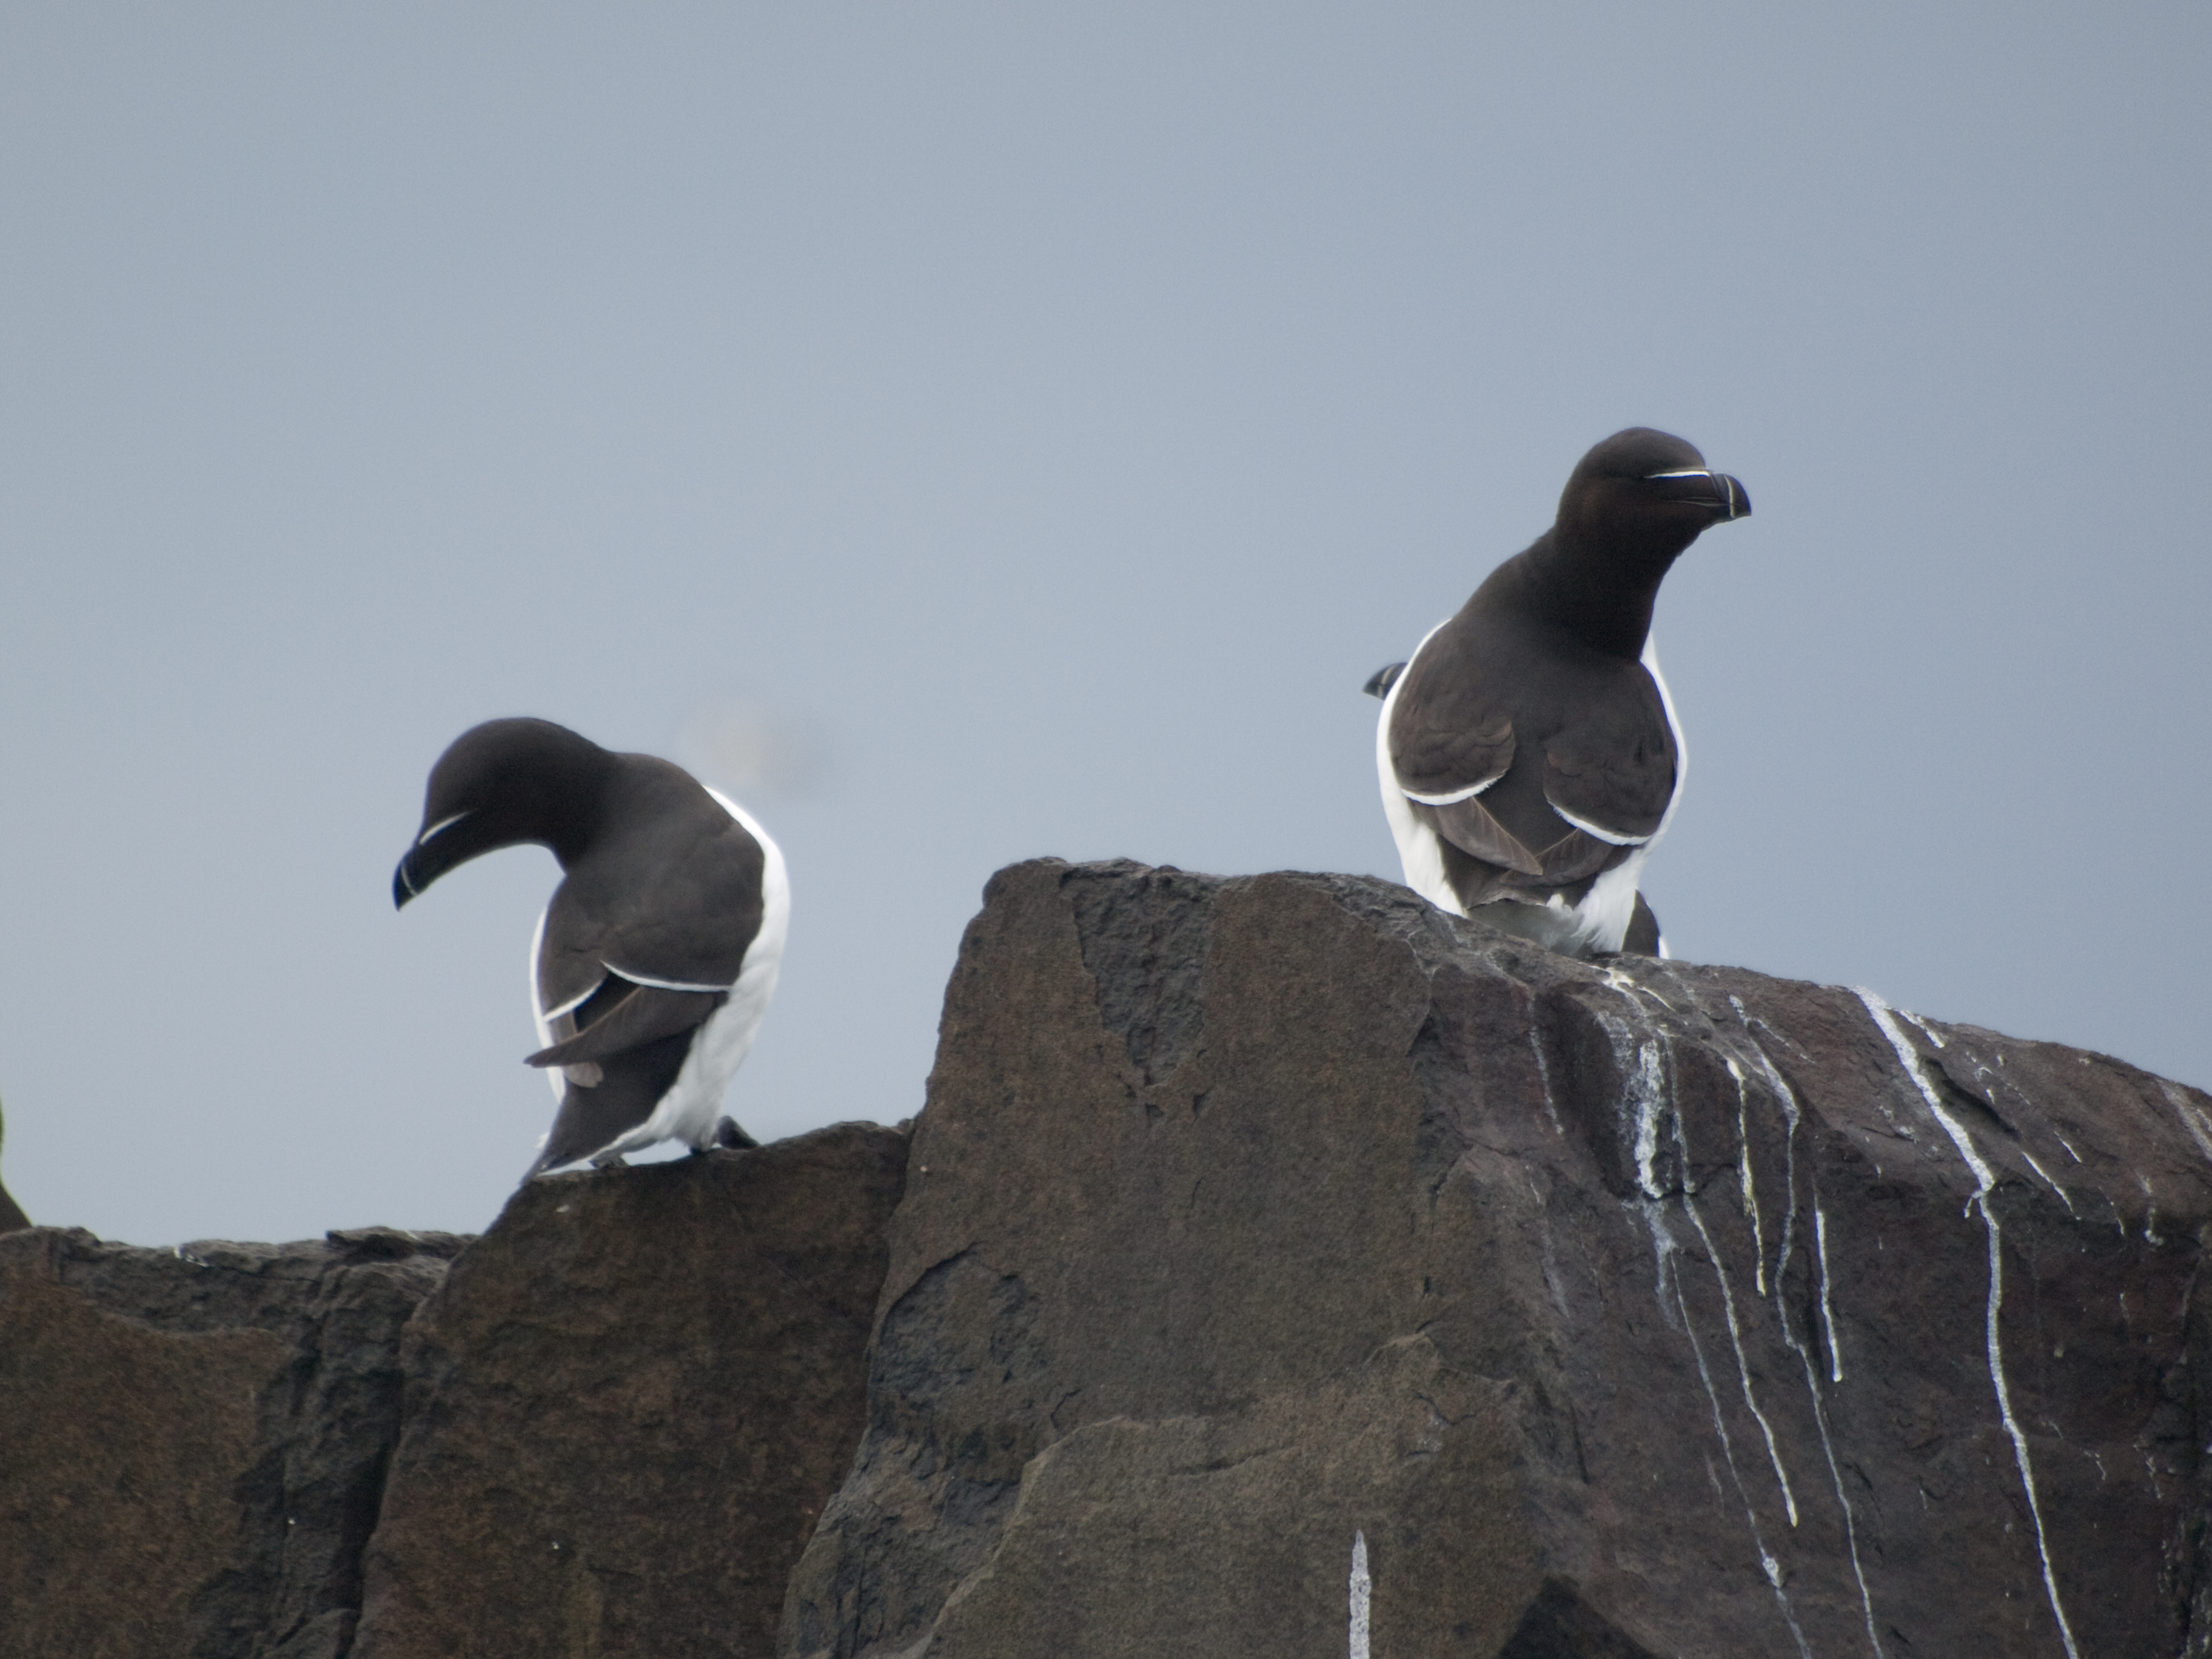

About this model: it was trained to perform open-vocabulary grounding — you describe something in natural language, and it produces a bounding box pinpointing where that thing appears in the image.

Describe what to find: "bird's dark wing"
[1386,629,1517,802]
[1539,665,1678,844]
[531,1028,700,1175]
[525,977,727,1069]
[1395,631,1668,889]
[1418,794,1543,876]
[1415,797,1624,885]
[1386,620,1537,879]
[535,776,767,1017]
[1393,711,1517,803]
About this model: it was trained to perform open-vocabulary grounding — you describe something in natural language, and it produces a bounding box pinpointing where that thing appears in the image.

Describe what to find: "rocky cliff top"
[7,859,2210,1659]
[788,860,2212,1658]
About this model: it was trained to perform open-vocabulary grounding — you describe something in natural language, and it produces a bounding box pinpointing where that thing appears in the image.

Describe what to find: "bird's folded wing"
[1389,706,1516,803]
[1418,796,1624,885]
[1539,678,1677,846]
[1529,825,1633,884]
[1386,622,1521,800]
[1421,793,1546,876]
[535,824,765,1025]
[525,981,728,1068]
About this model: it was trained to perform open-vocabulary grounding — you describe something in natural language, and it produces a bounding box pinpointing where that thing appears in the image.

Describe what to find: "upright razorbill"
[1366,427,1748,956]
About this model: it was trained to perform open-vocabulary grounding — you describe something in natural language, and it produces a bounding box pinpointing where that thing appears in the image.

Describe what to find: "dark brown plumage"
[1372,428,1748,955]
[395,717,788,1178]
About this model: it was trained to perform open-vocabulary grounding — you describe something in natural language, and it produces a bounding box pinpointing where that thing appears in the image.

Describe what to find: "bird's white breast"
[1375,622,1461,914]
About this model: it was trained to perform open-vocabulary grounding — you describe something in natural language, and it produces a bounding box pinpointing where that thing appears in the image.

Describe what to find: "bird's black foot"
[710,1116,760,1150]
[588,1150,631,1170]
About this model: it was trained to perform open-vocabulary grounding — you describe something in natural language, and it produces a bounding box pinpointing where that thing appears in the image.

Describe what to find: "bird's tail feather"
[529,1030,695,1178]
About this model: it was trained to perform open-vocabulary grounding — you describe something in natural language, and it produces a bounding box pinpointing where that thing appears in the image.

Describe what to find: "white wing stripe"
[538,975,603,1024]
[1403,773,1503,806]
[1550,802,1653,846]
[606,965,736,994]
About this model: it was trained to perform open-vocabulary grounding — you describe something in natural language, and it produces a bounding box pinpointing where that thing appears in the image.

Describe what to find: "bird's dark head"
[1495,427,1750,659]
[1557,427,1750,558]
[392,717,615,909]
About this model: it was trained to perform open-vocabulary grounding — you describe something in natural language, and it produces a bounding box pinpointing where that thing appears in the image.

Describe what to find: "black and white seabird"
[1367,428,1748,957]
[394,717,789,1178]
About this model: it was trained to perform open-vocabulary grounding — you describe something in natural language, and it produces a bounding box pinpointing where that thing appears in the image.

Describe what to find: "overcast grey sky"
[4,3,2207,1247]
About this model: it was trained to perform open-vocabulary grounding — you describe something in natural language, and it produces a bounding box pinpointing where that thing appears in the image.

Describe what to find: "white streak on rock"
[1728,993,1812,1062]
[2019,1151,2078,1218]
[1679,1170,1801,1526]
[1736,1024,1887,1657]
[2143,1450,2166,1502]
[1647,1205,1814,1659]
[1702,1450,1728,1504]
[1602,966,1676,1014]
[1857,989,2082,1659]
[1814,1207,1844,1384]
[1628,1037,1669,1199]
[1646,1195,1683,1330]
[1735,1033,1803,1298]
[1587,1000,1672,1199]
[1728,1056,1768,1296]
[1539,1218,1573,1319]
[2159,1080,2212,1168]
[1899,1009,1948,1049]
[1349,1531,1370,1659]
[1790,1282,1885,1655]
[1527,1028,1565,1138]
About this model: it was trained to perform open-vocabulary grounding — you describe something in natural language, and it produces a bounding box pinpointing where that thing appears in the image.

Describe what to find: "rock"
[0,1126,908,1659]
[352,1122,909,1659]
[782,859,2212,1658]
[10,859,2210,1656]
[0,1224,465,1659]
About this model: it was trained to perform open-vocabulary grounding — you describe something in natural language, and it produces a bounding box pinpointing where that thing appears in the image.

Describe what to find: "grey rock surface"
[8,859,2211,1658]
[0,1224,465,1659]
[350,1122,909,1659]
[782,859,2212,1658]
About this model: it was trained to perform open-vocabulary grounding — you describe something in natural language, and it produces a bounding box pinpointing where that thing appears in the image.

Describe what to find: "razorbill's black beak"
[393,811,477,910]
[1647,467,1750,521]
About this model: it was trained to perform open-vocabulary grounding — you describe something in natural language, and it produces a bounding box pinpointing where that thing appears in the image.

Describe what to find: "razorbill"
[394,717,789,1177]
[1367,428,1748,957]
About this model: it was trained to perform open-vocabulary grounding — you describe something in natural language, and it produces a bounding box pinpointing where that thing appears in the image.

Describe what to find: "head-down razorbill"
[1366,427,1748,957]
[394,717,789,1178]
